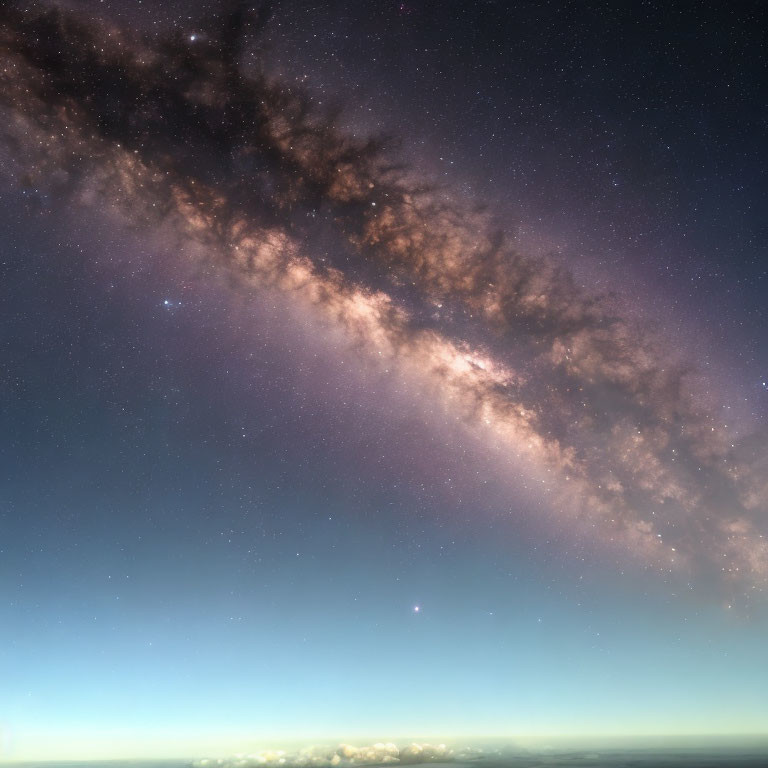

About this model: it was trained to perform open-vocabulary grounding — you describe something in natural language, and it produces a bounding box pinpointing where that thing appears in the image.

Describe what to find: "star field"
[1,0,767,762]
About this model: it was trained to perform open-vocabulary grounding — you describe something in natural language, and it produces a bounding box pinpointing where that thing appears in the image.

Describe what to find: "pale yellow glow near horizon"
[2,724,768,763]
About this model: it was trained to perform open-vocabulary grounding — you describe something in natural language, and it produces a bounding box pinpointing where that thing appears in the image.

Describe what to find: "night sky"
[1,0,768,761]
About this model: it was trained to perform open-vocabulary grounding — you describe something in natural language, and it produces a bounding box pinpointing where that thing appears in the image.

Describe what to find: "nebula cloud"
[1,0,766,593]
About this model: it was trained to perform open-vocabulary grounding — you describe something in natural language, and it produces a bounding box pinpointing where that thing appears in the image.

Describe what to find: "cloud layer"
[194,742,483,768]
[1,0,766,593]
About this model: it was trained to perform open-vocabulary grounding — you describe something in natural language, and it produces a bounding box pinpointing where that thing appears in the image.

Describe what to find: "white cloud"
[194,742,479,768]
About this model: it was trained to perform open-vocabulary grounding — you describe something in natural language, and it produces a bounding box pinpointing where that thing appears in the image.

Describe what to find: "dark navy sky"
[1,0,767,761]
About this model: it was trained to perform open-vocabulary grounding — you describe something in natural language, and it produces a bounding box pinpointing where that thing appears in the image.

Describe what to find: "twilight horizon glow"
[1,0,767,762]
